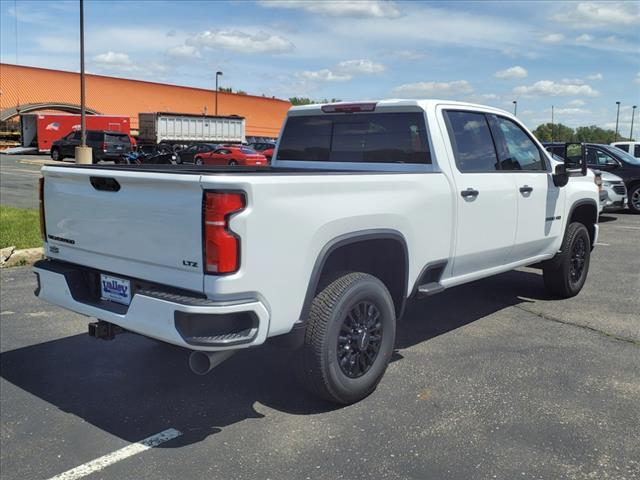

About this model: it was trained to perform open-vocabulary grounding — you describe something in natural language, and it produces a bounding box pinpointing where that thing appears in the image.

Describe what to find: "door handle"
[460,188,479,198]
[519,185,533,194]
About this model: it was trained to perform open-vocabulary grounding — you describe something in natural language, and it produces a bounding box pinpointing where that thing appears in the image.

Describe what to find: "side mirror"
[553,164,569,187]
[564,142,587,176]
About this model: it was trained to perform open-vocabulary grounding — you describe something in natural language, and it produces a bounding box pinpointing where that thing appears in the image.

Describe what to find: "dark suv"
[543,142,640,213]
[51,130,132,163]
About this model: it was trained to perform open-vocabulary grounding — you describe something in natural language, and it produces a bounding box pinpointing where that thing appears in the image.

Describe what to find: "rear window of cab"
[278,112,431,164]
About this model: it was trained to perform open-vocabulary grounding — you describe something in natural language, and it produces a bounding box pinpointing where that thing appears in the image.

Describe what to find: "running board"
[417,282,445,297]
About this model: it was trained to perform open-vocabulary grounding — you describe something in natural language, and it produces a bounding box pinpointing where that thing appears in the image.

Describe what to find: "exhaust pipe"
[188,350,235,375]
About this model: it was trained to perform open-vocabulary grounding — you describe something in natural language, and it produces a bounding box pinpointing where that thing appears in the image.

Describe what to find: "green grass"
[0,205,42,249]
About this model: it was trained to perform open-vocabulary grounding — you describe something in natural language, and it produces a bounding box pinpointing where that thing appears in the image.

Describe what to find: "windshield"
[604,145,640,166]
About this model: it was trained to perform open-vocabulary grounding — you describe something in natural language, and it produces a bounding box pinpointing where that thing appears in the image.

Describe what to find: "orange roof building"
[0,63,290,138]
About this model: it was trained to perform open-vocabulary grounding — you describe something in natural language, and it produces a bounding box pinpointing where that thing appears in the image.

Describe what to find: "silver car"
[598,170,627,210]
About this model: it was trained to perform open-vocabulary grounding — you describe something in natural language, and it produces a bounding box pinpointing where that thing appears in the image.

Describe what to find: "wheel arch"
[298,229,409,324]
[567,199,598,246]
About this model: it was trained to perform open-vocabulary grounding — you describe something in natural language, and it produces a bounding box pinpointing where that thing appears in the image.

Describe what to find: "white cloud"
[494,66,528,79]
[93,51,133,66]
[258,0,402,18]
[567,99,586,107]
[551,2,640,29]
[392,80,474,97]
[586,73,603,80]
[166,45,201,59]
[514,80,600,97]
[554,108,591,115]
[297,69,352,82]
[387,50,427,60]
[335,59,386,74]
[480,93,500,100]
[186,30,294,54]
[296,59,385,84]
[541,33,565,43]
[635,72,640,85]
[576,33,593,42]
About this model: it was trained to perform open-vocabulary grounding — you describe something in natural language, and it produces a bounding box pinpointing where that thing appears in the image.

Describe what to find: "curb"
[20,158,72,166]
[0,246,43,268]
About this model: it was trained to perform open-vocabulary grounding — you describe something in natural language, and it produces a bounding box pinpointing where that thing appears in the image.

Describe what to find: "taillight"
[102,142,107,152]
[39,177,47,242]
[203,192,245,274]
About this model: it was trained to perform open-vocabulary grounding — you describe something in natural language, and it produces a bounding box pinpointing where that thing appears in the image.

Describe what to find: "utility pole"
[614,101,621,142]
[215,71,223,115]
[551,105,554,142]
[512,100,517,116]
[75,0,91,164]
[630,105,637,140]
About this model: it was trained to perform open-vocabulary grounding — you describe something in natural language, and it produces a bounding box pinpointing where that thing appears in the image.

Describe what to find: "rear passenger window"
[444,111,498,172]
[490,116,545,171]
[635,145,640,157]
[278,112,431,164]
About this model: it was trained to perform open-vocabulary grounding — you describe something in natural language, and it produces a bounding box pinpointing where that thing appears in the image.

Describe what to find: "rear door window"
[443,111,498,172]
[278,112,431,164]
[635,145,640,157]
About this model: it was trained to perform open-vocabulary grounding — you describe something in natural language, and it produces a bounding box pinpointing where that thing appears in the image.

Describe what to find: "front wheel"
[628,184,640,214]
[194,157,203,166]
[228,160,238,166]
[295,272,396,404]
[51,148,62,161]
[543,222,591,298]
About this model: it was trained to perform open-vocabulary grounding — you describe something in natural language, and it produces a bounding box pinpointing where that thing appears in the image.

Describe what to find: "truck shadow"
[0,269,550,448]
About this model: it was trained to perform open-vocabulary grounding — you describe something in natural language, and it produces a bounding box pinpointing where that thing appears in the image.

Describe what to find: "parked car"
[610,141,640,158]
[35,99,598,405]
[598,170,627,210]
[248,142,276,161]
[123,145,178,164]
[544,142,640,213]
[177,143,219,164]
[51,130,132,163]
[194,145,267,166]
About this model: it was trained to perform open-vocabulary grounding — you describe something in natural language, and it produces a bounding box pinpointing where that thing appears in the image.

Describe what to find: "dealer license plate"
[100,274,131,305]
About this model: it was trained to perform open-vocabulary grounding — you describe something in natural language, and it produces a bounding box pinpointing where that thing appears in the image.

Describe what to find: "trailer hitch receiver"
[88,320,125,340]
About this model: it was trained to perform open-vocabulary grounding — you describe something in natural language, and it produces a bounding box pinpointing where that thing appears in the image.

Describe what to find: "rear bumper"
[33,260,270,351]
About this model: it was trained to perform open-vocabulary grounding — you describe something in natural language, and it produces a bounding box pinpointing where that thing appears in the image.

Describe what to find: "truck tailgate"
[42,166,204,292]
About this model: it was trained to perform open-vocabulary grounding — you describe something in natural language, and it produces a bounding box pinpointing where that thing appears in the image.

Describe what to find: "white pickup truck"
[34,100,599,404]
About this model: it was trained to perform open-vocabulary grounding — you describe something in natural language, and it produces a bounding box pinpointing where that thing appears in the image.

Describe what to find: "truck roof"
[288,99,511,117]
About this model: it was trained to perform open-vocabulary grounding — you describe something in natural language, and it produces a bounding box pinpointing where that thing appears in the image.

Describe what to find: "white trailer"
[138,112,245,145]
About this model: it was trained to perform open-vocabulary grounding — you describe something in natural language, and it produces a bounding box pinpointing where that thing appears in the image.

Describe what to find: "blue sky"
[1,0,639,133]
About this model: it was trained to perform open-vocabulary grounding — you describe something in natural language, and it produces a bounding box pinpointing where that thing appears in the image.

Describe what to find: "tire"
[51,148,62,161]
[194,157,203,166]
[628,184,640,214]
[543,222,591,298]
[229,160,238,166]
[295,272,396,404]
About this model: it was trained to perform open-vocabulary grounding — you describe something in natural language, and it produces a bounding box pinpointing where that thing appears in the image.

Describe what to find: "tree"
[289,97,342,106]
[533,123,574,142]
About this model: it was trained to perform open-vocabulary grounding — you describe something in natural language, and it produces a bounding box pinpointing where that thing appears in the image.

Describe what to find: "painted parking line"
[614,226,640,230]
[46,428,182,480]
[595,242,610,246]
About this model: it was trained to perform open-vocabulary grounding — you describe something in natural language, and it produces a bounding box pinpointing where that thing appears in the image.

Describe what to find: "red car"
[194,145,267,166]
[248,142,276,161]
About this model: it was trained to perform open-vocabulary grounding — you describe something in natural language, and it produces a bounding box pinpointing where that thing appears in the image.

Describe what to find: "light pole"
[630,105,637,140]
[75,0,91,164]
[215,71,223,115]
[551,105,554,142]
[512,100,517,116]
[614,101,621,142]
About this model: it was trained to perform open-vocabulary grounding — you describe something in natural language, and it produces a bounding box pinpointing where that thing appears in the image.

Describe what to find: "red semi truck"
[20,113,130,153]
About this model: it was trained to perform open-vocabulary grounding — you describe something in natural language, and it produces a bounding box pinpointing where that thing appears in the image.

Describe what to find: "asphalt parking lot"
[1,209,638,479]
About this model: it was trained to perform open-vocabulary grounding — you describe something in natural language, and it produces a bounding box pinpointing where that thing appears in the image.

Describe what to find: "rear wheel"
[629,184,640,213]
[543,222,591,298]
[51,148,62,161]
[295,272,396,404]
